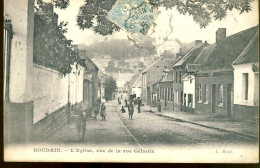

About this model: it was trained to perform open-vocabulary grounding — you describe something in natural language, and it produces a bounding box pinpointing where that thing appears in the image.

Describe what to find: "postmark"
[107,0,160,41]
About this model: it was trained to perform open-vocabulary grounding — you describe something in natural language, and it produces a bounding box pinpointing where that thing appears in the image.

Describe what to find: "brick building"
[194,26,258,119]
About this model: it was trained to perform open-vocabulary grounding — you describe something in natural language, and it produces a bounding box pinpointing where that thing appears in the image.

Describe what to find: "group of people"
[76,99,107,141]
[120,97,142,120]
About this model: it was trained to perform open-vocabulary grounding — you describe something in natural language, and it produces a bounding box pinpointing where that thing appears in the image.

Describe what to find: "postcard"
[3,0,259,163]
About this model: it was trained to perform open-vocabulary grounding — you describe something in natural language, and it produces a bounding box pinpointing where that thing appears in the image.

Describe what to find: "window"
[218,84,223,106]
[183,94,187,106]
[176,90,179,103]
[168,88,170,101]
[242,73,249,100]
[190,79,192,83]
[179,71,182,83]
[171,88,173,102]
[198,84,202,102]
[159,87,161,100]
[175,71,178,83]
[205,84,209,103]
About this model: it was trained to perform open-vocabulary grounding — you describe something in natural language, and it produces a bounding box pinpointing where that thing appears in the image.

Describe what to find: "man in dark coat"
[157,100,161,112]
[137,97,141,113]
[128,101,134,120]
[81,112,87,141]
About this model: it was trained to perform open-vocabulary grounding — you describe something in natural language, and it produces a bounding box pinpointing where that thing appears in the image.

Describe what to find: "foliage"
[104,76,117,101]
[34,2,85,75]
[76,0,254,35]
[36,0,70,9]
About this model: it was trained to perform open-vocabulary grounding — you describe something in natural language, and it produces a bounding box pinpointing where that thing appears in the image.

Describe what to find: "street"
[42,100,257,147]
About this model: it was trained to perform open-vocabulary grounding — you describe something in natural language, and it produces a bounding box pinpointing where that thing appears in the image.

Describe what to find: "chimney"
[43,3,54,13]
[179,48,183,54]
[194,40,202,46]
[216,28,226,44]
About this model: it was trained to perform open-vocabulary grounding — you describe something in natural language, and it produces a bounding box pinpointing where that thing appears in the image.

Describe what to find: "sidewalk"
[142,105,259,140]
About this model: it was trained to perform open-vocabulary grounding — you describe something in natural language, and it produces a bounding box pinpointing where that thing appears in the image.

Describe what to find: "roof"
[143,58,174,86]
[197,25,259,73]
[193,44,216,64]
[128,71,142,87]
[158,55,184,82]
[173,43,206,67]
[142,58,161,73]
[233,29,259,65]
[132,74,142,88]
[184,44,216,73]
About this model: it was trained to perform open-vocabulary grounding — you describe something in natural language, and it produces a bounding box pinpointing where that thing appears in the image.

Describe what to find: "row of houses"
[4,0,100,144]
[129,25,259,121]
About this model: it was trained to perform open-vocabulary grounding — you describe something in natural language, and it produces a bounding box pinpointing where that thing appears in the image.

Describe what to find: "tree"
[34,1,85,75]
[106,60,116,72]
[104,76,117,101]
[76,0,254,36]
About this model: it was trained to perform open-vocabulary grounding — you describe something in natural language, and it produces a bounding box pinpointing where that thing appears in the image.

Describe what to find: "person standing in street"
[76,113,83,139]
[157,100,161,112]
[137,97,142,113]
[81,112,87,141]
[94,100,100,121]
[100,102,106,121]
[118,97,121,105]
[125,99,128,107]
[128,101,134,120]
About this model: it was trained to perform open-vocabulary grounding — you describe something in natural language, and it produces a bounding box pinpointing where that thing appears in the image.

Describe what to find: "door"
[211,84,216,113]
[226,84,233,118]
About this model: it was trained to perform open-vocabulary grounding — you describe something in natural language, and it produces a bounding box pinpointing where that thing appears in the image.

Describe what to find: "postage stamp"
[107,0,160,41]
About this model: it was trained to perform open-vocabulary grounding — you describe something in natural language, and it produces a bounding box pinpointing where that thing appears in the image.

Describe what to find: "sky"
[55,0,259,46]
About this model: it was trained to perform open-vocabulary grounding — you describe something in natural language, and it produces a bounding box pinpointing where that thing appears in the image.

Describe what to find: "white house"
[182,74,196,109]
[131,74,142,98]
[232,29,259,120]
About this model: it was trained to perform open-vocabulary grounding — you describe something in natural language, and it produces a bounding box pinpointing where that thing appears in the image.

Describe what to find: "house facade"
[131,74,142,98]
[182,44,215,113]
[142,58,173,106]
[194,26,258,120]
[232,30,259,120]
[172,40,206,111]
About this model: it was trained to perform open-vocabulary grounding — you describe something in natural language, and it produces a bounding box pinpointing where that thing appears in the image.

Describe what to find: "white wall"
[69,64,84,106]
[132,87,142,98]
[183,76,195,108]
[5,0,34,103]
[233,64,259,106]
[32,64,69,124]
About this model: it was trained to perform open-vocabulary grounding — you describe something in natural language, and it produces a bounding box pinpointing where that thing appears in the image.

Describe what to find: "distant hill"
[78,37,156,60]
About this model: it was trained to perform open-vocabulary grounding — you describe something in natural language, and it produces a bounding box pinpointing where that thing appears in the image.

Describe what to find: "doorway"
[227,84,233,118]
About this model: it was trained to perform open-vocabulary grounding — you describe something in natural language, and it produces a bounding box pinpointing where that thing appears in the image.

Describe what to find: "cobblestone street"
[41,100,258,147]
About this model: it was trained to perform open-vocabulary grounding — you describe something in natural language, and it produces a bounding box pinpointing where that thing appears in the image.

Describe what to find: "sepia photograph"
[3,0,259,163]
